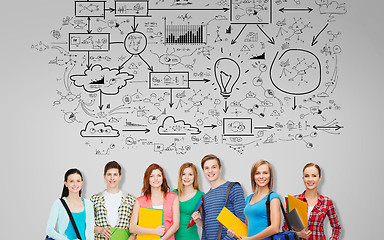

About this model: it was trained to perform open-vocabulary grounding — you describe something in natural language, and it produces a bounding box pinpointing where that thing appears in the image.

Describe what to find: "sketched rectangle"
[149,72,190,89]
[154,143,164,152]
[115,0,149,17]
[230,0,272,24]
[223,118,253,136]
[75,1,106,18]
[68,33,110,52]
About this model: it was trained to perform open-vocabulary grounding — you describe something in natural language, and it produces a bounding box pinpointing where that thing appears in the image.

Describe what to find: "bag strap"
[216,182,239,240]
[266,191,293,240]
[60,198,82,240]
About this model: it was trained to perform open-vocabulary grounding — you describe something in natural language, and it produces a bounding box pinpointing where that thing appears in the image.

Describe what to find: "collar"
[96,190,129,203]
[298,190,325,207]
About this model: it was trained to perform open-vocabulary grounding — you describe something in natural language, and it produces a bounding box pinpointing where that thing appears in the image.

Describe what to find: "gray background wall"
[1,0,383,239]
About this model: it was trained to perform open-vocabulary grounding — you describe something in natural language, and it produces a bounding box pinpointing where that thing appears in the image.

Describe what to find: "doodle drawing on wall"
[34,0,347,155]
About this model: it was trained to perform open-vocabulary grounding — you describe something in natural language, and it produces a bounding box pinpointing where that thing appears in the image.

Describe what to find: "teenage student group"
[46,154,341,240]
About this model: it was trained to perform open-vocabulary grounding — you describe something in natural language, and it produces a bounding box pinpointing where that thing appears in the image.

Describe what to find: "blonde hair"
[250,160,274,192]
[177,162,200,194]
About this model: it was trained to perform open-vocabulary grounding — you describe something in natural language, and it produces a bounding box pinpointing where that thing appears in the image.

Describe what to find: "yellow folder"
[287,195,308,227]
[217,207,248,239]
[137,208,163,240]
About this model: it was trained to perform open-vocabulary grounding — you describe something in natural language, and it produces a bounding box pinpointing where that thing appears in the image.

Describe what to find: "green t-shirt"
[172,189,204,240]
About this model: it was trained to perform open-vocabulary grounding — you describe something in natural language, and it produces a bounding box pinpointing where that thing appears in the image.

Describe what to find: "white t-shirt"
[308,206,314,220]
[152,205,163,210]
[104,190,123,227]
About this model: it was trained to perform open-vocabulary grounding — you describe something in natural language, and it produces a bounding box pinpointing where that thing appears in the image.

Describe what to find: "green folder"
[110,228,130,240]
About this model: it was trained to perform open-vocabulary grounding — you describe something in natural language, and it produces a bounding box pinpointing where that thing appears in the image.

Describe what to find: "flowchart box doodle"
[69,33,110,52]
[75,1,106,18]
[149,72,190,89]
[223,118,253,136]
[230,0,272,24]
[115,0,149,17]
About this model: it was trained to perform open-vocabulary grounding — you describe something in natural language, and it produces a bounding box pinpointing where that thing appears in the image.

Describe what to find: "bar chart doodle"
[165,23,207,45]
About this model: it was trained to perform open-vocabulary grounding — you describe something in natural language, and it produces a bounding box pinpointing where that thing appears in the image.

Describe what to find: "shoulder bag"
[216,182,240,240]
[266,192,299,240]
[45,198,82,240]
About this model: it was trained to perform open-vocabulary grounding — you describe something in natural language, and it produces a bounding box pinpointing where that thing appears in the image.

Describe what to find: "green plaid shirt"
[90,191,136,240]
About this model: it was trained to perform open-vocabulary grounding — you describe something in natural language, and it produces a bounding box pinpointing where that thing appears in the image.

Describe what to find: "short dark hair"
[104,161,121,175]
[201,154,222,169]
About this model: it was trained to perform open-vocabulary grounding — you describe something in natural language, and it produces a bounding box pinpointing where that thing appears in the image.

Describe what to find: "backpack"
[266,192,299,240]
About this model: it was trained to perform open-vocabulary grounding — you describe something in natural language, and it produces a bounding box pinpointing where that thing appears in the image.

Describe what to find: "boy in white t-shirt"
[90,161,136,240]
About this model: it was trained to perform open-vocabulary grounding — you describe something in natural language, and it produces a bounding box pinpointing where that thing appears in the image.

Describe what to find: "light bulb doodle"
[214,58,241,99]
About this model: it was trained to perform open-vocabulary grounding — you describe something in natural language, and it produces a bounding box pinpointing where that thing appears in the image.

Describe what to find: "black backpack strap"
[225,182,237,205]
[266,192,273,226]
[60,198,82,240]
[266,192,294,235]
[216,182,239,240]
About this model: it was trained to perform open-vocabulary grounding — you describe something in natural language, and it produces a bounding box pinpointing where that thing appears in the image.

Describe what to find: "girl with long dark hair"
[46,169,94,240]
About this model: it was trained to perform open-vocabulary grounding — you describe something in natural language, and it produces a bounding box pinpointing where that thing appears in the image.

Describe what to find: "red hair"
[141,163,170,199]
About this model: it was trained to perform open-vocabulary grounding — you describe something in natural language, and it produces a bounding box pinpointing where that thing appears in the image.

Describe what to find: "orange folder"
[287,195,308,227]
[137,208,163,240]
[217,207,248,239]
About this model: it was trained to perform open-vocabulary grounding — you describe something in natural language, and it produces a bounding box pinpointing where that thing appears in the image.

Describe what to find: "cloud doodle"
[70,64,134,95]
[158,116,201,135]
[318,1,347,14]
[80,121,120,137]
[228,121,246,132]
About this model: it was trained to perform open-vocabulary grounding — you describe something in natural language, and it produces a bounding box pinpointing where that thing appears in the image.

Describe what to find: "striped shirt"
[202,181,246,240]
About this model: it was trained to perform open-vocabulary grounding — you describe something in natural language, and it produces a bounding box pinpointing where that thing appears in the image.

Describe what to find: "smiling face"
[182,167,195,187]
[64,173,83,195]
[104,168,122,189]
[203,159,222,183]
[254,164,270,189]
[302,166,321,190]
[150,169,163,188]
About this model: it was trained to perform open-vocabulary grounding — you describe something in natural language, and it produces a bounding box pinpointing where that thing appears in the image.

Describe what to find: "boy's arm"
[223,183,246,240]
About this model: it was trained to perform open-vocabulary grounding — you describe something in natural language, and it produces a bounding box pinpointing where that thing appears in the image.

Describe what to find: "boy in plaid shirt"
[90,161,136,240]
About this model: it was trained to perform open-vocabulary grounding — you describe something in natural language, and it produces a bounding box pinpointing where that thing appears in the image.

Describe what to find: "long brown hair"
[141,163,170,199]
[177,162,200,194]
[61,168,83,198]
[303,163,322,177]
[250,160,274,192]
